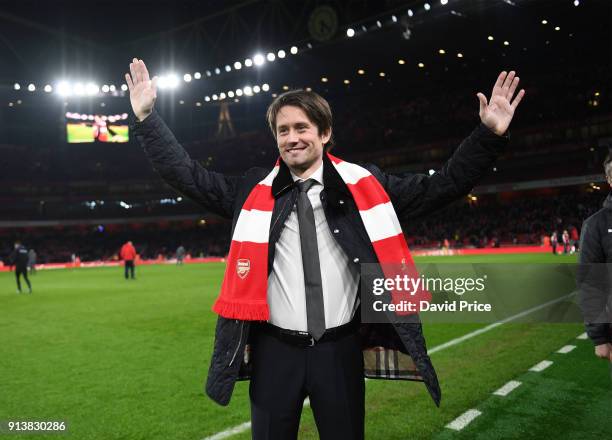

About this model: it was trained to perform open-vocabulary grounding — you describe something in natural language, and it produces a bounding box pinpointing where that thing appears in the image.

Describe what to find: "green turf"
[1,252,605,440]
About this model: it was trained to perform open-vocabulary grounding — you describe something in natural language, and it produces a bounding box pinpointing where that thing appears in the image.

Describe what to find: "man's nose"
[287,129,299,144]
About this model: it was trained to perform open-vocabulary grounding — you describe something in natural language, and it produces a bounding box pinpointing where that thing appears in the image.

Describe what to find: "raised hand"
[477,71,525,136]
[125,58,158,121]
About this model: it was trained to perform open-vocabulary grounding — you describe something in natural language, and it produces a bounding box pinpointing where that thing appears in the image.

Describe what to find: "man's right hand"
[595,343,612,361]
[125,58,158,122]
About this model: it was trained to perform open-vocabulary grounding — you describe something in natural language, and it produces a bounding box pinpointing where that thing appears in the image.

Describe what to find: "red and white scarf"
[212,153,430,320]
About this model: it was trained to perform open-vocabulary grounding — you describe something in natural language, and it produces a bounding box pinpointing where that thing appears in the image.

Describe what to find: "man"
[28,248,37,275]
[127,58,524,439]
[120,240,137,280]
[176,245,186,265]
[11,242,32,294]
[578,155,612,363]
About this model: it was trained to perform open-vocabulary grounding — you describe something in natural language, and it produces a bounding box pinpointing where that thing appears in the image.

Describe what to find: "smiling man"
[127,58,524,439]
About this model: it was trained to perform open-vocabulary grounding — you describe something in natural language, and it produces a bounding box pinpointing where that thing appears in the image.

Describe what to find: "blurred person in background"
[28,248,37,275]
[176,245,186,265]
[120,240,137,280]
[11,241,32,294]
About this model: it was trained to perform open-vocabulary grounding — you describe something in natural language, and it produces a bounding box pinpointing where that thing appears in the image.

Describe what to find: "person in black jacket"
[578,155,612,362]
[126,58,524,439]
[11,241,32,294]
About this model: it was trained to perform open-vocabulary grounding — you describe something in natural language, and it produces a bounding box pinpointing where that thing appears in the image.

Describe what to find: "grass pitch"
[1,253,609,439]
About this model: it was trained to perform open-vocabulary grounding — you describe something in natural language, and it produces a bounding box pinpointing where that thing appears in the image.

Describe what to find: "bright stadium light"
[183,73,192,82]
[277,49,286,58]
[212,94,218,100]
[44,84,53,93]
[86,83,99,95]
[214,67,221,75]
[13,83,20,90]
[233,61,242,70]
[219,92,226,99]
[205,96,210,102]
[121,84,128,91]
[236,88,243,97]
[266,52,276,62]
[109,84,116,92]
[228,90,235,98]
[28,83,36,92]
[57,81,72,96]
[253,85,261,93]
[428,169,435,175]
[245,58,253,67]
[407,9,414,17]
[74,82,85,96]
[102,85,110,93]
[206,70,212,77]
[441,0,448,5]
[253,54,265,66]
[243,86,253,96]
[262,83,270,92]
[290,46,298,55]
[346,28,355,37]
[194,72,202,79]
[424,3,431,11]
[225,65,231,72]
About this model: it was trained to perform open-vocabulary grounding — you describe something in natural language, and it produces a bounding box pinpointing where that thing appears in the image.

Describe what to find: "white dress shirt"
[267,162,360,331]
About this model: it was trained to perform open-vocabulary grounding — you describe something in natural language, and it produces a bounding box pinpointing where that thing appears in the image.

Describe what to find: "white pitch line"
[201,292,575,440]
[493,380,522,397]
[445,409,482,431]
[203,422,251,440]
[529,360,553,372]
[556,345,576,354]
[577,332,588,340]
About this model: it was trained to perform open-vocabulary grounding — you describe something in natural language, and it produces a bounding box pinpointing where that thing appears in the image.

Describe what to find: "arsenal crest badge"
[236,259,250,279]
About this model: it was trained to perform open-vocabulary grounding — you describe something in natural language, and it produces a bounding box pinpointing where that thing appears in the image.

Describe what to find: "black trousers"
[16,267,31,292]
[249,326,365,440]
[124,260,135,279]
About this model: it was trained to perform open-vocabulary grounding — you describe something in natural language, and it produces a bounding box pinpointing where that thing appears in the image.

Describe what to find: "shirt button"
[353,258,360,263]
[333,229,339,234]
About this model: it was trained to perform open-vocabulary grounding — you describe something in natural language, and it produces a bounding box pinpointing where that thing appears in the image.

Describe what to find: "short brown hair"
[266,89,335,149]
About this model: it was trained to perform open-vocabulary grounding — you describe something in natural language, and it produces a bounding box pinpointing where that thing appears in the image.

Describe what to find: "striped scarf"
[212,153,429,320]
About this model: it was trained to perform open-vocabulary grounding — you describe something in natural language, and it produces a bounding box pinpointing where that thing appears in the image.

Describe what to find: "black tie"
[297,179,326,340]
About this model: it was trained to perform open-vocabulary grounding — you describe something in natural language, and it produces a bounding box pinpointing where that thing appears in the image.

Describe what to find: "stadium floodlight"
[44,84,53,93]
[206,70,212,77]
[109,85,116,92]
[219,92,226,99]
[391,15,397,22]
[183,73,192,82]
[28,83,36,92]
[225,65,231,72]
[428,169,435,175]
[574,0,579,5]
[228,90,235,98]
[504,41,510,46]
[74,82,85,96]
[346,28,355,37]
[102,85,110,93]
[160,74,179,90]
[424,3,431,11]
[488,35,494,41]
[253,54,265,66]
[212,94,218,100]
[441,0,448,5]
[205,96,211,102]
[407,9,414,17]
[57,81,72,96]
[376,20,382,28]
[86,83,99,95]
[253,85,261,93]
[214,67,221,75]
[290,46,298,55]
[243,86,253,96]
[277,50,286,58]
[266,52,276,62]
[262,83,270,92]
[13,83,20,90]
[244,58,253,67]
[121,84,128,91]
[194,72,202,79]
[233,61,242,70]
[236,88,243,97]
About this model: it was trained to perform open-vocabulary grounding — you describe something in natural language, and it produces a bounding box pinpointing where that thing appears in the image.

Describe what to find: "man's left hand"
[477,71,525,136]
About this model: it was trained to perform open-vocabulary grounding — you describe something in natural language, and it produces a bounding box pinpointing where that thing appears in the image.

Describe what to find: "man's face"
[275,105,330,175]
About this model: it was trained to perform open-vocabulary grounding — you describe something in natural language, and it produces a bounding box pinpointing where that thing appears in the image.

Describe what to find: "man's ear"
[607,175,612,187]
[321,128,332,145]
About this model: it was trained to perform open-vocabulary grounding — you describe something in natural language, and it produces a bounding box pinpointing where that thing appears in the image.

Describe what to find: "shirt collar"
[290,161,324,186]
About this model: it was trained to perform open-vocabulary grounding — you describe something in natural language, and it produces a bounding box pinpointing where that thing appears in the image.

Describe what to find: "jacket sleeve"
[374,123,507,221]
[577,218,612,345]
[132,110,240,219]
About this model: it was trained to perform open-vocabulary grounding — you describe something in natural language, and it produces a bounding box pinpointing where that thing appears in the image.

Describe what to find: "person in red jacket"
[119,241,137,279]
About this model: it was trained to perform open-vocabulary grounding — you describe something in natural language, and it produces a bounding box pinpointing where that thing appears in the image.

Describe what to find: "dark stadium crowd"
[2,190,604,265]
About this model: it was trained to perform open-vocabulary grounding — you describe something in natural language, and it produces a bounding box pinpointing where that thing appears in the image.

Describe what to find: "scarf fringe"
[212,299,270,321]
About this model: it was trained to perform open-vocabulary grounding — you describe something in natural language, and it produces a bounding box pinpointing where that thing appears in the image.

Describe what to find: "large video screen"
[66,112,129,143]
